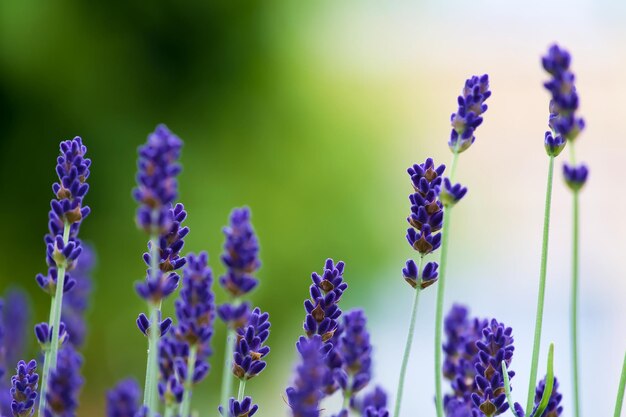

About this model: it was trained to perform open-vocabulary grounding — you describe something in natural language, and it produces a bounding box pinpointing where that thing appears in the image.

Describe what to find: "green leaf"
[531,343,555,417]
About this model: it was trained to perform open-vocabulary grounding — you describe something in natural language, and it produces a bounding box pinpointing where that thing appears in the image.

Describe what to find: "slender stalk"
[179,344,198,417]
[614,351,626,417]
[393,256,424,417]
[502,361,520,417]
[571,190,581,417]
[143,231,161,417]
[164,405,175,417]
[531,343,555,417]
[237,379,247,401]
[220,328,237,410]
[37,222,71,417]
[525,156,555,413]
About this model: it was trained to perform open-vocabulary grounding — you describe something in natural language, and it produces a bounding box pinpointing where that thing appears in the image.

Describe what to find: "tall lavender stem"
[143,232,161,413]
[615,352,626,417]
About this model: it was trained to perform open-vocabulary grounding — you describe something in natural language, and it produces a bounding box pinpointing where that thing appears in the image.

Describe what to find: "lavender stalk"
[615,352,626,417]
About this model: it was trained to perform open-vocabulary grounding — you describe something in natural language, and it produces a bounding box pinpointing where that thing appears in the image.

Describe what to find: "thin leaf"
[502,360,520,417]
[531,343,555,417]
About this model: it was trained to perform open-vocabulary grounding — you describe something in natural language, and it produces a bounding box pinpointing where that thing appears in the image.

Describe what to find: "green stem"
[502,361,520,417]
[434,202,454,417]
[525,156,555,413]
[143,231,161,417]
[571,190,581,417]
[531,344,555,417]
[179,344,198,417]
[37,222,71,417]
[393,256,424,417]
[220,328,237,410]
[163,404,175,417]
[615,351,626,417]
[237,379,247,401]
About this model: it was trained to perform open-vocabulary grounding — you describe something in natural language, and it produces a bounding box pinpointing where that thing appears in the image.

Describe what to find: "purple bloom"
[157,335,188,405]
[9,359,38,417]
[45,345,83,417]
[233,308,271,380]
[61,244,95,347]
[402,260,439,289]
[34,323,68,347]
[439,179,468,206]
[2,290,31,372]
[351,386,388,414]
[449,75,491,153]
[133,124,183,233]
[218,396,258,417]
[217,303,251,330]
[407,158,445,233]
[542,45,585,141]
[303,259,347,342]
[471,319,515,416]
[38,138,91,295]
[335,309,372,395]
[158,375,183,405]
[406,224,441,255]
[364,407,389,417]
[106,379,141,417]
[219,207,261,298]
[286,336,330,417]
[136,313,172,338]
[544,132,566,157]
[563,163,588,191]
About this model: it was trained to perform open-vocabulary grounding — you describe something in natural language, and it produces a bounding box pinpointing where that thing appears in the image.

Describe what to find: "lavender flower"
[563,163,588,191]
[61,244,95,347]
[45,345,83,417]
[449,75,491,153]
[218,397,259,417]
[136,314,172,337]
[407,158,445,232]
[303,259,347,342]
[364,407,390,417]
[402,260,439,289]
[286,336,330,417]
[2,290,31,371]
[10,360,38,417]
[351,386,388,413]
[544,132,566,158]
[157,335,187,406]
[133,124,183,233]
[471,319,515,416]
[439,179,468,206]
[542,45,585,141]
[107,379,141,417]
[335,309,372,396]
[158,375,183,406]
[406,224,441,255]
[217,303,251,330]
[34,323,68,347]
[233,308,271,380]
[37,138,91,294]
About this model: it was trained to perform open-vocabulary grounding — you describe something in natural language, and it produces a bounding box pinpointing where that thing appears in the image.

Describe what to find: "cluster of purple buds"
[407,158,445,232]
[233,308,270,380]
[351,386,388,415]
[334,309,372,397]
[563,164,588,192]
[449,74,492,153]
[156,336,187,406]
[136,313,172,338]
[34,322,68,348]
[37,138,91,295]
[542,45,585,142]
[106,379,141,417]
[402,259,439,289]
[439,178,468,207]
[285,336,331,417]
[2,291,30,373]
[44,345,83,417]
[471,320,515,417]
[219,397,259,417]
[219,207,261,298]
[9,360,39,417]
[303,259,347,343]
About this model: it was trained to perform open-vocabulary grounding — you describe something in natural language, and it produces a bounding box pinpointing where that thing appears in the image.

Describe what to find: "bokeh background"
[1,0,625,416]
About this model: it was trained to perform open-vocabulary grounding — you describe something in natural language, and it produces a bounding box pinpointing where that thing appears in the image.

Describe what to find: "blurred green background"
[1,0,625,416]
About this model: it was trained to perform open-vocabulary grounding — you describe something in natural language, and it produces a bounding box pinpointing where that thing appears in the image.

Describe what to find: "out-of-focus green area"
[0,2,413,415]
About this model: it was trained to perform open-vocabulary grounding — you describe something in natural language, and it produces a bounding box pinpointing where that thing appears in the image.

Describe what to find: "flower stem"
[393,255,424,417]
[220,328,236,410]
[525,156,555,414]
[502,361,520,417]
[614,351,626,417]
[237,379,247,401]
[180,344,198,417]
[37,221,71,417]
[571,189,581,417]
[143,231,161,417]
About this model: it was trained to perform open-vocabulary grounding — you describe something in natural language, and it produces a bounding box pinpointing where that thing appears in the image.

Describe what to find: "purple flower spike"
[337,309,372,395]
[406,224,441,255]
[218,396,259,417]
[542,44,585,141]
[61,244,95,348]
[449,74,491,153]
[133,124,183,233]
[44,345,83,417]
[219,207,261,297]
[439,178,468,206]
[39,138,91,294]
[533,376,563,417]
[303,259,347,342]
[2,290,31,370]
[407,158,445,232]
[402,260,439,289]
[471,319,515,416]
[286,336,329,417]
[407,158,446,191]
[563,163,588,191]
[233,308,271,380]
[10,359,39,417]
[107,379,141,417]
[136,314,172,337]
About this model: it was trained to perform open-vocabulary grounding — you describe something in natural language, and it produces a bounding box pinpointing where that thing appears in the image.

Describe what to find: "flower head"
[402,260,439,289]
[2,290,31,371]
[406,224,441,255]
[286,336,330,417]
[10,360,39,417]
[407,158,445,232]
[449,75,491,153]
[334,309,372,395]
[133,124,183,233]
[218,396,258,417]
[217,303,251,330]
[233,308,271,380]
[34,322,68,347]
[563,163,588,192]
[439,179,468,207]
[106,379,141,417]
[45,345,83,417]
[351,386,388,414]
